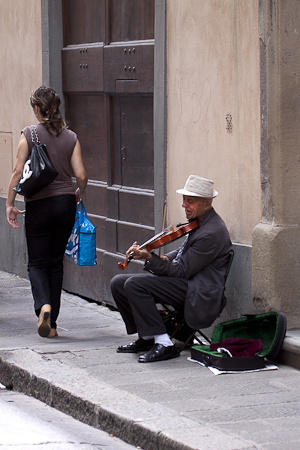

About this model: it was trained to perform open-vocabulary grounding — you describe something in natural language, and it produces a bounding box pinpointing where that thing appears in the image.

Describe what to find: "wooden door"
[61,0,155,304]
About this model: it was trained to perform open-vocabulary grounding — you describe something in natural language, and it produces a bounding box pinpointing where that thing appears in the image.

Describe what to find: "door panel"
[63,0,106,46]
[65,94,108,183]
[109,0,154,42]
[62,45,104,92]
[62,0,155,305]
[118,190,154,226]
[112,95,153,189]
[112,96,153,190]
[111,95,154,254]
[104,42,154,93]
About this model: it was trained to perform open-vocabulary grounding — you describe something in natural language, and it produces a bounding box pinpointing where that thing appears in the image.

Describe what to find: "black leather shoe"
[138,344,180,363]
[117,337,155,353]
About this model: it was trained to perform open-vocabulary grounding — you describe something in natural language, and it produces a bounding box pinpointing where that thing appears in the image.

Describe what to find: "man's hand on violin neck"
[126,242,152,261]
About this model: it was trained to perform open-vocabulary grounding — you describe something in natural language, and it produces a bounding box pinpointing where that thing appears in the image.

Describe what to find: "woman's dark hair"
[30,86,67,135]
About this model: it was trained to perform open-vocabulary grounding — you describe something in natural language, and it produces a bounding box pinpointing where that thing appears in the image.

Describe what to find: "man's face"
[182,196,212,221]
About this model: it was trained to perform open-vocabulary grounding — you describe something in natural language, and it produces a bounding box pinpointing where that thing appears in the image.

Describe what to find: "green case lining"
[192,312,285,359]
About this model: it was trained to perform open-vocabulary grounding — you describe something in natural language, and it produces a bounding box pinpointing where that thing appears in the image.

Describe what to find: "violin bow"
[159,200,167,257]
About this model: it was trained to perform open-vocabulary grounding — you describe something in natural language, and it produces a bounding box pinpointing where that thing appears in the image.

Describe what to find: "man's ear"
[205,199,212,210]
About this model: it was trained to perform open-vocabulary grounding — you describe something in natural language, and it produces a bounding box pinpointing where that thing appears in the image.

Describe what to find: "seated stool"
[160,250,234,352]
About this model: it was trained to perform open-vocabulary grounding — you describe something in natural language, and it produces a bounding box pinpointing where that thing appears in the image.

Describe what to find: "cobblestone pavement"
[1,270,300,450]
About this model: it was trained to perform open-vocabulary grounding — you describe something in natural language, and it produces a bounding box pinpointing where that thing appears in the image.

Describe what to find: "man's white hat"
[176,175,218,198]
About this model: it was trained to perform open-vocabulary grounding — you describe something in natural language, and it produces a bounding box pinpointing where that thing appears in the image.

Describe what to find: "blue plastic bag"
[65,200,97,266]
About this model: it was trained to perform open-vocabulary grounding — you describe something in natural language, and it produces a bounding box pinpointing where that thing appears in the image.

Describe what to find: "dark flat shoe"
[117,337,155,353]
[138,343,180,363]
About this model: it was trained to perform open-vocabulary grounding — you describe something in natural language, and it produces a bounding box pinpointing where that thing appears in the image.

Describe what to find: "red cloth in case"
[210,337,262,357]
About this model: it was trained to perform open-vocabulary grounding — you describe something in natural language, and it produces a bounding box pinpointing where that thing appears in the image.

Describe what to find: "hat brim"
[176,188,218,198]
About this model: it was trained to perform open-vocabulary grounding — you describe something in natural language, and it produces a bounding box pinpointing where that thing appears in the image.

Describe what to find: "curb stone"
[0,349,254,450]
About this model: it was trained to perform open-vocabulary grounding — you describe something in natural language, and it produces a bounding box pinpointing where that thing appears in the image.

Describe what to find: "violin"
[118,220,200,270]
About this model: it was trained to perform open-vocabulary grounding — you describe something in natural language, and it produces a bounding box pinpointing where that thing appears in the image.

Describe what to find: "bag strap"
[79,199,88,223]
[30,125,41,145]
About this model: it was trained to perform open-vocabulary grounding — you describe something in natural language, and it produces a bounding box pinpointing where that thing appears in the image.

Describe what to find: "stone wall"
[166,0,261,248]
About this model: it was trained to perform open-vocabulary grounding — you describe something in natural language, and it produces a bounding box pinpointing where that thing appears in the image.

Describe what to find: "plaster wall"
[166,0,261,246]
[0,0,42,197]
[0,0,42,276]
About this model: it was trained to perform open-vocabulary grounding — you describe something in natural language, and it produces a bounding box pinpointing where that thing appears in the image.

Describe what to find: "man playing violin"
[110,175,233,363]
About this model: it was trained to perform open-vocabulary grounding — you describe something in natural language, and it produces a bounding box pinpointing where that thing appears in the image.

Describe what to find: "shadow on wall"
[0,196,28,279]
[204,243,254,338]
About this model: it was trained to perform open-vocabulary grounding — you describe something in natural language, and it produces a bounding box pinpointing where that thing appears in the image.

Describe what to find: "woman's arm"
[6,134,29,228]
[70,139,88,203]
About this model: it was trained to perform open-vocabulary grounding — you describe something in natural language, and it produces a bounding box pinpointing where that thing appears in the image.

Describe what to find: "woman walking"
[6,86,87,338]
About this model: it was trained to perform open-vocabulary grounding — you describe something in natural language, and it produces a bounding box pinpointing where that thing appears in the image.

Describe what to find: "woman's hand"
[126,241,152,261]
[75,188,86,204]
[6,205,25,229]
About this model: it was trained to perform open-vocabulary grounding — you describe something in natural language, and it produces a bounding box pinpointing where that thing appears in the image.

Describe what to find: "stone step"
[277,330,300,370]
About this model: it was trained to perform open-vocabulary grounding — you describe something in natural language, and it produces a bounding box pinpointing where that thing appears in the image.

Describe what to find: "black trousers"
[25,195,76,329]
[110,272,188,337]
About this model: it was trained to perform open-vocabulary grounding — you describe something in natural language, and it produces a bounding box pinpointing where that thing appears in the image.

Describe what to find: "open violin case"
[190,312,287,371]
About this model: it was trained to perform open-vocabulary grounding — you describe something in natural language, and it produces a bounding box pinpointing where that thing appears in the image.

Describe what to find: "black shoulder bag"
[14,125,58,198]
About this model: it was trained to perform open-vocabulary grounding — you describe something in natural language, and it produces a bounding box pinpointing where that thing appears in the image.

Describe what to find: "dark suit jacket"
[144,207,233,329]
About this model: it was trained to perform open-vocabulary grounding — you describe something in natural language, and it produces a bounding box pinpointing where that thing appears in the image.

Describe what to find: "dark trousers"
[25,195,76,329]
[110,273,188,337]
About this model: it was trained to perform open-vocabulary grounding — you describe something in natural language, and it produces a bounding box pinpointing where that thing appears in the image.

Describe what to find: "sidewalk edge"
[0,356,195,450]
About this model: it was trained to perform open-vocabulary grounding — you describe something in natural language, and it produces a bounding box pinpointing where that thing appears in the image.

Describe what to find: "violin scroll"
[118,256,132,270]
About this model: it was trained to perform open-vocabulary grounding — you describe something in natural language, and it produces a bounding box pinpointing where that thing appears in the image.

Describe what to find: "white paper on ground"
[187,357,278,375]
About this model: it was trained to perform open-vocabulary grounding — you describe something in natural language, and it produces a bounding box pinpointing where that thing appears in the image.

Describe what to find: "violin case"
[190,312,287,371]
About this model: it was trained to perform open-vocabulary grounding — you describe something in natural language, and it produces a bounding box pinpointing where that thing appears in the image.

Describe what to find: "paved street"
[1,270,300,450]
[0,386,138,449]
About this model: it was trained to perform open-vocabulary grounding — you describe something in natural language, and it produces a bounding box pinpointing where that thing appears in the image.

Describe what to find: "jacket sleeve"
[144,232,218,280]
